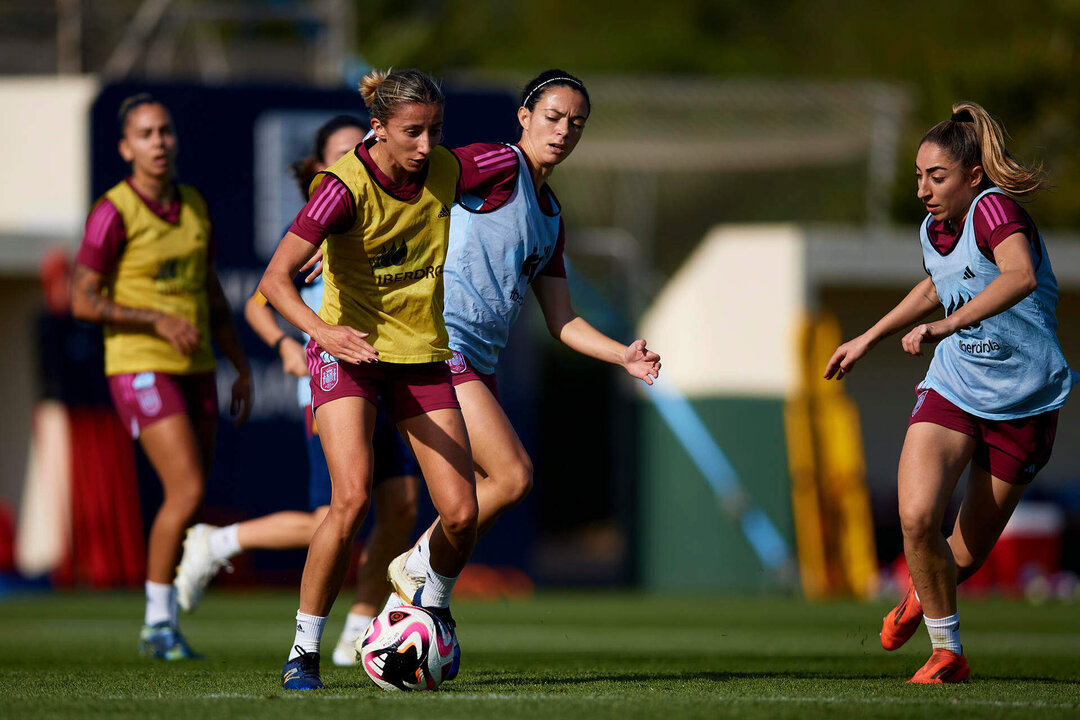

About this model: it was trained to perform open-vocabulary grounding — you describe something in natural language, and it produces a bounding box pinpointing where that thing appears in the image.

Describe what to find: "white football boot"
[386,549,425,604]
[174,524,233,612]
[332,631,362,666]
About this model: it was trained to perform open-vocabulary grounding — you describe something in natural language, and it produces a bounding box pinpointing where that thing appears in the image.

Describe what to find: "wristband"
[272,335,287,353]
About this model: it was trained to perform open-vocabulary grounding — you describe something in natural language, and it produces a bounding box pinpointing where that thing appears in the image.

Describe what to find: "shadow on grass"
[464,669,899,687]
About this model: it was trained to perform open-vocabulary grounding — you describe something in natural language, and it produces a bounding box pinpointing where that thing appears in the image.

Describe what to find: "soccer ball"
[358,605,456,691]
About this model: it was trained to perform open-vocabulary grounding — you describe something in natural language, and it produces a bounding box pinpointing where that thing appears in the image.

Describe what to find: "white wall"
[637,224,807,398]
[0,76,98,238]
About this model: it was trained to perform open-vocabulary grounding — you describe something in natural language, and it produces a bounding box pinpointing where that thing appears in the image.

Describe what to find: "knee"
[949,535,989,575]
[329,486,371,535]
[899,507,939,547]
[495,456,534,508]
[954,551,984,577]
[163,481,204,517]
[440,500,479,543]
[506,458,534,505]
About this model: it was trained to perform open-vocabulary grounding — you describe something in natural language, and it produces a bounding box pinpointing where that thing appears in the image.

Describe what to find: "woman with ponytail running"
[825,101,1075,683]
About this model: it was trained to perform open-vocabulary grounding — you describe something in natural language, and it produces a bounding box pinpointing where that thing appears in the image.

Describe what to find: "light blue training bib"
[918,187,1074,419]
[443,144,562,374]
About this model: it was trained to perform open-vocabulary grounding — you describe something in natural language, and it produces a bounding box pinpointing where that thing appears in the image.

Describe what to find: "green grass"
[1,590,1078,719]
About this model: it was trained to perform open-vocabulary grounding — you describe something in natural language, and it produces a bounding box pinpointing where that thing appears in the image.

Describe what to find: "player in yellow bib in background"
[71,94,251,660]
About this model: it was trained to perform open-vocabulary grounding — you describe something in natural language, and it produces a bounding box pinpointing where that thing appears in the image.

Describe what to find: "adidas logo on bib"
[437,204,451,218]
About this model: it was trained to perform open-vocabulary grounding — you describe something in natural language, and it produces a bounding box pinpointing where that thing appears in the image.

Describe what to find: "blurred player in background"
[71,94,251,659]
[385,69,661,613]
[173,115,419,667]
[825,101,1075,683]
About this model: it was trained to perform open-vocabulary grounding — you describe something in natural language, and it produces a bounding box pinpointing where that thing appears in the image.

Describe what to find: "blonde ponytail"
[921,101,1044,197]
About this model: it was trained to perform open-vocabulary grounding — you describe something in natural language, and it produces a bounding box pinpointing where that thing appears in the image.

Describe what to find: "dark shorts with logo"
[108,370,217,439]
[446,350,500,402]
[303,402,419,509]
[305,339,459,423]
[908,388,1058,484]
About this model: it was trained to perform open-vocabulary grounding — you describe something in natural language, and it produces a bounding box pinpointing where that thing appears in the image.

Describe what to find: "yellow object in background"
[785,312,878,600]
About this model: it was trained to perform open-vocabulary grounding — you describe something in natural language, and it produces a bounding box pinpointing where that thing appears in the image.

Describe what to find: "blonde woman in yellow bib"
[71,94,251,660]
[262,68,490,690]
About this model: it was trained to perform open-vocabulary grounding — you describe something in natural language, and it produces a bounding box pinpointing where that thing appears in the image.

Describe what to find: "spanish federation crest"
[911,389,928,418]
[320,361,339,391]
[447,350,468,375]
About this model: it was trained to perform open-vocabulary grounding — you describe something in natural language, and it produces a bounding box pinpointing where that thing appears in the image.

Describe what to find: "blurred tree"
[353,0,1080,229]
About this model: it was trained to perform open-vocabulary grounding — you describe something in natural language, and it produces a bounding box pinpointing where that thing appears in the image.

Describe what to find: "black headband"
[950,110,974,123]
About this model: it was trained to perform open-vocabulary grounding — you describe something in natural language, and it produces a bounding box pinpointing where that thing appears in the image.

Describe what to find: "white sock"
[145,581,175,627]
[405,530,432,578]
[420,566,457,608]
[381,592,405,614]
[925,612,962,654]
[208,524,242,560]
[289,611,328,659]
[338,612,373,645]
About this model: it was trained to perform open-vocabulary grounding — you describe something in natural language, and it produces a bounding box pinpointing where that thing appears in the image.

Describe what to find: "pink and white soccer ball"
[358,605,456,691]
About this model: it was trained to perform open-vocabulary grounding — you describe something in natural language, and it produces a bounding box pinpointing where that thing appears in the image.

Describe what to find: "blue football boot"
[282,646,323,690]
[138,622,202,660]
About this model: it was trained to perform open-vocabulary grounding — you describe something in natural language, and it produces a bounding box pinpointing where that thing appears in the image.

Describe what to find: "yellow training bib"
[101,181,216,376]
[315,146,459,363]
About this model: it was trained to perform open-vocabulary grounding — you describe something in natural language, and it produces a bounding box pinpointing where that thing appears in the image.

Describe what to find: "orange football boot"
[907,649,970,684]
[881,575,923,651]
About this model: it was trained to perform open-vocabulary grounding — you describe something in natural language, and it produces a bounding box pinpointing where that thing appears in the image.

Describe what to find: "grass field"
[1,590,1078,719]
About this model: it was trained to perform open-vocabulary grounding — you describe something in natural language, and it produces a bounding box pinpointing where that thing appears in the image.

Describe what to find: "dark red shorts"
[306,339,459,422]
[908,388,1058,484]
[446,350,500,402]
[108,371,218,439]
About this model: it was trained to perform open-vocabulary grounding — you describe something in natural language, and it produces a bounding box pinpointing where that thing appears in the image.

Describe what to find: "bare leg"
[398,408,477,579]
[298,397,376,617]
[139,414,206,584]
[897,422,975,619]
[950,465,1028,584]
[412,380,532,556]
[237,507,329,550]
[348,475,419,615]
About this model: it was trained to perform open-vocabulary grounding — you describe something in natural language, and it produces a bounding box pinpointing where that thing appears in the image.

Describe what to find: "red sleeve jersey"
[926,193,1038,263]
[76,197,126,274]
[451,142,567,279]
[290,140,567,278]
[76,179,213,274]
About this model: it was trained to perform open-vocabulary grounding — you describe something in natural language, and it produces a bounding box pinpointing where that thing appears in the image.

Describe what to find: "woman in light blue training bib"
[384,70,662,608]
[824,101,1074,684]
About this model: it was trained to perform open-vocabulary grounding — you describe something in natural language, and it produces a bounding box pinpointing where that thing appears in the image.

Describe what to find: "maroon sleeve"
[538,217,567,278]
[452,143,520,211]
[972,194,1035,262]
[288,174,357,244]
[75,198,126,274]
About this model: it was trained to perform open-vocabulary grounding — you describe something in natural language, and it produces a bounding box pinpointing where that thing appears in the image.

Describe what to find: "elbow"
[544,308,578,340]
[257,277,275,305]
[1019,271,1038,296]
[69,293,91,322]
[242,297,260,325]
